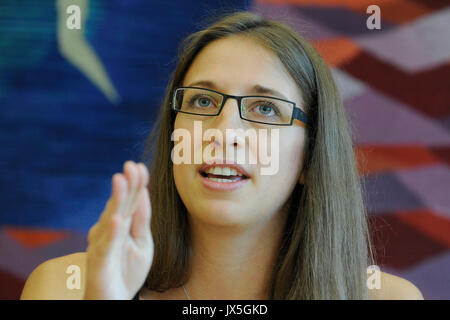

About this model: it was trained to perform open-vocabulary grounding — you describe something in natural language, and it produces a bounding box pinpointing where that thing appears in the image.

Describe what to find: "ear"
[299,170,306,184]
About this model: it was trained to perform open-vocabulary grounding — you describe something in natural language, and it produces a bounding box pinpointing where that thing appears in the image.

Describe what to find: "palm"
[120,229,153,295]
[85,161,154,300]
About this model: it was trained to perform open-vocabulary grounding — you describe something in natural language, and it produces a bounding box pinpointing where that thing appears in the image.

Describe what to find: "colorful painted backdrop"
[1,0,449,299]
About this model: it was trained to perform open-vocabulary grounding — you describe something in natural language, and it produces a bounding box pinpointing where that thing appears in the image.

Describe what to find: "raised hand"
[84,161,153,299]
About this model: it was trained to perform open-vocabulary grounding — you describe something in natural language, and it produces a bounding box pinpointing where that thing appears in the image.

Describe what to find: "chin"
[189,201,252,227]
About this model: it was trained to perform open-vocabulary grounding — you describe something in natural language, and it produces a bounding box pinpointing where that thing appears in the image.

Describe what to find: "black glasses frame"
[171,86,308,126]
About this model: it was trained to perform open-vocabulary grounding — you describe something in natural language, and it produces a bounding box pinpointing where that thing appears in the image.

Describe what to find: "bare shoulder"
[139,286,187,300]
[20,252,87,300]
[369,271,424,300]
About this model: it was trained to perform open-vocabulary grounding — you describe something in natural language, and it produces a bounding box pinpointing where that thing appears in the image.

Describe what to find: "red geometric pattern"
[4,227,68,250]
[340,52,450,118]
[430,146,450,165]
[312,37,360,67]
[258,0,449,24]
[395,209,450,247]
[254,0,450,299]
[0,226,87,300]
[0,268,25,300]
[356,145,441,176]
[369,213,448,270]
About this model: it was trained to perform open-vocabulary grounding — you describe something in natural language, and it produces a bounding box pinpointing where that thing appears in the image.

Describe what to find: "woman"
[20,11,423,300]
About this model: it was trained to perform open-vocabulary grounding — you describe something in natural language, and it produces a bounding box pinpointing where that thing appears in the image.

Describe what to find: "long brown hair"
[141,10,375,299]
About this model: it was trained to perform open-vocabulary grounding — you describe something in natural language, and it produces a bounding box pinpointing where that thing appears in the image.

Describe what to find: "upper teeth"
[205,166,243,176]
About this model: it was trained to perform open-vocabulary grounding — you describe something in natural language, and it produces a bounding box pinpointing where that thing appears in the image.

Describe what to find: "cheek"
[173,163,183,182]
[278,130,306,181]
[173,162,197,213]
[173,116,196,198]
[251,132,305,219]
[173,164,185,196]
[255,128,305,172]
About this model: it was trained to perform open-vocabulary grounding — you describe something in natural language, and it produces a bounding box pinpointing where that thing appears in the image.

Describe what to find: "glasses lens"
[241,97,294,125]
[174,88,223,115]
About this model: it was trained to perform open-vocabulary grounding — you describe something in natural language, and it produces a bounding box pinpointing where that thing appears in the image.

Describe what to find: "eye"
[249,102,280,117]
[188,95,215,108]
[258,104,275,115]
[197,97,213,108]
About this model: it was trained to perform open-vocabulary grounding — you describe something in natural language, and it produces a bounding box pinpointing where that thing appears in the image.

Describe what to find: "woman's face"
[173,35,307,229]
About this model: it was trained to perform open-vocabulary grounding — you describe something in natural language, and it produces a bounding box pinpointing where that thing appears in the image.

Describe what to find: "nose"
[216,96,242,128]
[206,96,245,152]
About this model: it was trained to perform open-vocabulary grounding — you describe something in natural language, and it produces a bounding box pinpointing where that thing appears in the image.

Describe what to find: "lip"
[199,160,250,178]
[198,160,251,191]
[198,172,250,191]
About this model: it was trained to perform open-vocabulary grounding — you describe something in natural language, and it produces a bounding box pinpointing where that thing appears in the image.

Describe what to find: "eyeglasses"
[171,87,308,126]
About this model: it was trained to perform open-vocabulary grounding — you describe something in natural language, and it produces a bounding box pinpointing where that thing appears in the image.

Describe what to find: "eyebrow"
[185,80,289,100]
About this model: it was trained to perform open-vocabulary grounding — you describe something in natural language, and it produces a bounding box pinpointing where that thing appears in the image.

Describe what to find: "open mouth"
[199,166,250,183]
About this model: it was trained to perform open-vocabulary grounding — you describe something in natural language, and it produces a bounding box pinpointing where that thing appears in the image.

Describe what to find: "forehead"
[182,35,303,104]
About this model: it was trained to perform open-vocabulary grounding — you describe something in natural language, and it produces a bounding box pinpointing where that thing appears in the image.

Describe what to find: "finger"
[87,222,99,244]
[128,163,151,244]
[99,173,128,226]
[130,187,151,247]
[114,173,128,204]
[122,161,140,218]
[99,175,128,240]
[126,163,149,219]
[126,162,148,216]
[89,173,129,259]
[137,162,149,187]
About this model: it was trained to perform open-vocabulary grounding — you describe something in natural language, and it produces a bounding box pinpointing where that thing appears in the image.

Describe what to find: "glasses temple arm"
[293,107,309,125]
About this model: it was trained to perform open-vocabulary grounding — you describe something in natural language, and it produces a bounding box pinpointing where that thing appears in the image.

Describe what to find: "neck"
[184,205,289,300]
